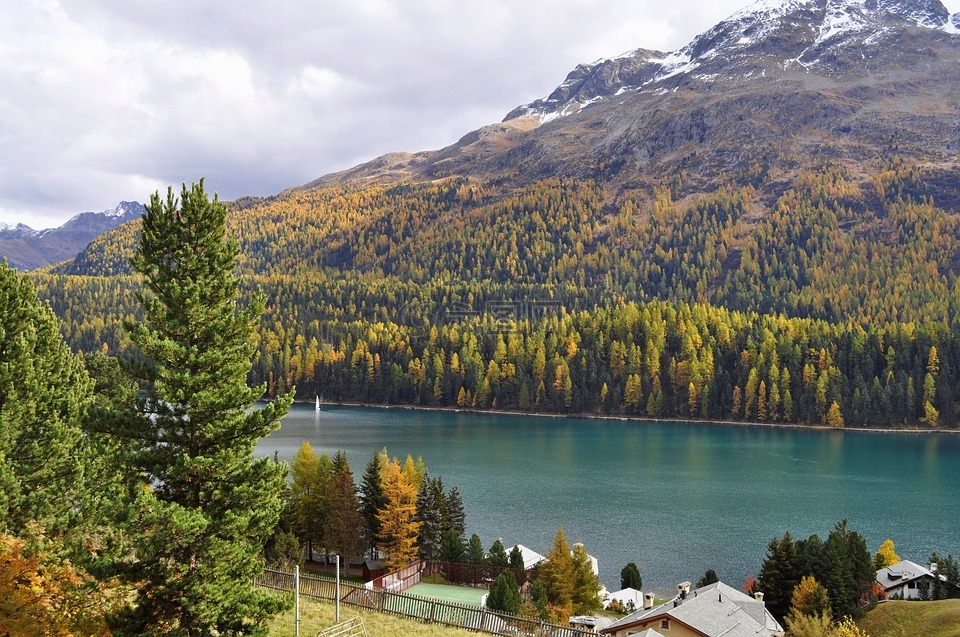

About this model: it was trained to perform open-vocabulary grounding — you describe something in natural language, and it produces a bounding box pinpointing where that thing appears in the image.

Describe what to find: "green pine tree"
[0,262,85,535]
[467,533,486,565]
[439,528,465,563]
[696,569,719,588]
[620,562,642,590]
[444,486,466,538]
[324,453,366,566]
[415,473,443,560]
[488,538,509,567]
[0,262,124,561]
[758,531,799,623]
[114,181,292,636]
[359,450,387,557]
[509,545,524,571]
[487,570,522,614]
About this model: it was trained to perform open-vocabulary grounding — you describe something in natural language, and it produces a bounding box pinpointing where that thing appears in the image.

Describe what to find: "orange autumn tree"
[0,534,111,637]
[376,458,421,571]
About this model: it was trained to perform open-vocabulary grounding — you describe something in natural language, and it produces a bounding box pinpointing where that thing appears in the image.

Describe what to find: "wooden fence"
[255,568,593,637]
[424,560,534,589]
[370,559,424,592]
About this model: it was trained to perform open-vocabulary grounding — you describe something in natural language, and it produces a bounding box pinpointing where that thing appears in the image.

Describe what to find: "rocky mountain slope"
[307,0,960,204]
[0,201,144,271]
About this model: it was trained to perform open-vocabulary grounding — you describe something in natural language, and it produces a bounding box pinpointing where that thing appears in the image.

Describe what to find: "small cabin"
[362,559,386,582]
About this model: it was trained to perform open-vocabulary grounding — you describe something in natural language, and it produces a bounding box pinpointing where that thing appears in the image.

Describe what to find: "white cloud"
[1,0,957,228]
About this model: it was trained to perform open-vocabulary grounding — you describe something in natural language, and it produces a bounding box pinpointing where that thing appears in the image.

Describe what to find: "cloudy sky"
[2,0,959,228]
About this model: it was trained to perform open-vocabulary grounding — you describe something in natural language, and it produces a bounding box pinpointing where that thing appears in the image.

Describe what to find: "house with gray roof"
[601,581,784,637]
[876,560,939,600]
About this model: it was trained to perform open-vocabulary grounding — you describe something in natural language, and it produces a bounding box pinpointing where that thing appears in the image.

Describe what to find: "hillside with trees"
[34,160,960,428]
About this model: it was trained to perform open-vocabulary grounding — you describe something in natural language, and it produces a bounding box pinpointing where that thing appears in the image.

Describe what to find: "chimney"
[677,581,691,599]
[644,593,655,610]
[931,562,939,574]
[755,592,765,603]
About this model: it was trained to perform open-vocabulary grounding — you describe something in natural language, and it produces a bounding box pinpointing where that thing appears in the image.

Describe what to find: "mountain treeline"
[34,158,960,427]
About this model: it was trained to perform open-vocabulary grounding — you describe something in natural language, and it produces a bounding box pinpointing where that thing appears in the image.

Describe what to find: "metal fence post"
[294,564,300,637]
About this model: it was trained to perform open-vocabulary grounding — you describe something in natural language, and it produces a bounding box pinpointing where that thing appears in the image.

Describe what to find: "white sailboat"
[315,395,321,411]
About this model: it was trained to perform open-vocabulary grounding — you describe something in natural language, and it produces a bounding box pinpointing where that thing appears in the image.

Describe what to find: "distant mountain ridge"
[0,201,144,271]
[506,0,959,123]
[307,0,960,198]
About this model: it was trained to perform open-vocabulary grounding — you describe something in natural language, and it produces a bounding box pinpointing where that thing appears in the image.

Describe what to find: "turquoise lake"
[256,404,960,595]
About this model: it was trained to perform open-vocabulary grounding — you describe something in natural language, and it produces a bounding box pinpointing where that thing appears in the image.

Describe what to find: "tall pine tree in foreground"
[114,181,292,636]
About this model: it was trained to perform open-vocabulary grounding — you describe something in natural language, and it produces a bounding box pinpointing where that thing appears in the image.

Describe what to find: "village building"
[601,581,784,637]
[605,587,644,611]
[513,544,547,569]
[875,560,940,600]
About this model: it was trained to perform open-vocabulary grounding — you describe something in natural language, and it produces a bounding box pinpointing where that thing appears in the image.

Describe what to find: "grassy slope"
[265,594,477,637]
[857,600,960,637]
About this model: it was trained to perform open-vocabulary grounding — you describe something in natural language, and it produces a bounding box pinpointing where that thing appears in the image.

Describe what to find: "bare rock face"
[307,0,960,199]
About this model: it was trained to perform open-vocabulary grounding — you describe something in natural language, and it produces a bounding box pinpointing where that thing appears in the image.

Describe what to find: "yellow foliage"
[0,534,112,637]
[874,539,900,569]
[791,575,831,618]
[376,459,421,571]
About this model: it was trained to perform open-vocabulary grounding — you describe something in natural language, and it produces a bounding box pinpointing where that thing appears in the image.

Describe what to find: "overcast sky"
[2,0,959,228]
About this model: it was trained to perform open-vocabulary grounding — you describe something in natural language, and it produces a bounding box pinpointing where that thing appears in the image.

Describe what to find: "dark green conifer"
[445,485,466,538]
[758,531,799,623]
[415,472,442,560]
[0,262,95,541]
[324,453,365,566]
[359,450,387,557]
[696,569,719,588]
[113,180,292,636]
[488,538,509,567]
[487,570,522,614]
[439,528,465,563]
[620,562,642,591]
[467,533,486,565]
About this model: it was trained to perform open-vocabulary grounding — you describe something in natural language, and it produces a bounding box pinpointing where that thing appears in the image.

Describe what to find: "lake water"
[256,404,960,595]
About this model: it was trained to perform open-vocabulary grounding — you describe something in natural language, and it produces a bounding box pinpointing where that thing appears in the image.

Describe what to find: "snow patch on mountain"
[817,3,871,42]
[0,222,38,238]
[104,201,143,219]
[508,0,959,125]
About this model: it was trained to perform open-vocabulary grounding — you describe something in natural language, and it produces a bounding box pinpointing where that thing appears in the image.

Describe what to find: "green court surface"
[405,582,487,607]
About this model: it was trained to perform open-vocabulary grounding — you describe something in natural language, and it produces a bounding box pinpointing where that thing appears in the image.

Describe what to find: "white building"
[876,560,940,600]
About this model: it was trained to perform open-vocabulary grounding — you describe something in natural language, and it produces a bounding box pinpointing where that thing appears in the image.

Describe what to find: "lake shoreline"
[301,400,958,435]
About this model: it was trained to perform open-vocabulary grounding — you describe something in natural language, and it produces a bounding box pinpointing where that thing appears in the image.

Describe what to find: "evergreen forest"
[33,158,960,427]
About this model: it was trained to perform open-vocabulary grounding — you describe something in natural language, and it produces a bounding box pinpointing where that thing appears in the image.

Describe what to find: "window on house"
[907,582,916,589]
[660,619,670,630]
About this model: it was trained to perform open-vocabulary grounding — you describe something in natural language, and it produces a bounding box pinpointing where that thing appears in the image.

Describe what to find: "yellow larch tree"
[377,458,422,571]
[874,539,900,569]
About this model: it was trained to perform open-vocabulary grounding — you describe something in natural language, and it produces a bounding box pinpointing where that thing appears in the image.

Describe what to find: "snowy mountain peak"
[506,0,958,124]
[0,201,145,271]
[0,222,38,238]
[104,201,144,219]
[734,0,949,27]
[59,201,144,229]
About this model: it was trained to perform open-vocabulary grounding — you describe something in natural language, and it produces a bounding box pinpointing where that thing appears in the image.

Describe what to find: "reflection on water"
[257,404,960,595]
